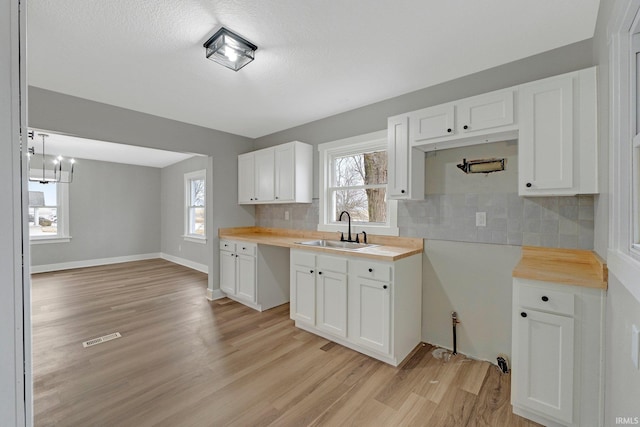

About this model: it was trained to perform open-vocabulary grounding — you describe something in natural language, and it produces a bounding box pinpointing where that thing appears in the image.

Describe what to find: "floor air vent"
[82,332,122,348]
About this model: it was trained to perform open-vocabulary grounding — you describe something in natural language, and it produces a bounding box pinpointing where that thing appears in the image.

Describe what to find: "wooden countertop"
[218,227,423,261]
[512,246,608,290]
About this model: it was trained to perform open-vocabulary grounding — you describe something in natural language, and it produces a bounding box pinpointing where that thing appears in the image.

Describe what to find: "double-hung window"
[318,131,398,236]
[28,181,70,243]
[184,170,206,243]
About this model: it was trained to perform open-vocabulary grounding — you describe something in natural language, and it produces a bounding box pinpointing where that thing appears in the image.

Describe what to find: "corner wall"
[28,88,256,293]
[30,158,162,269]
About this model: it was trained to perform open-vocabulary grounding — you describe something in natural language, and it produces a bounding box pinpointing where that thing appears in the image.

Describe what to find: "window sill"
[317,224,399,237]
[607,249,640,303]
[30,236,72,245]
[183,235,207,244]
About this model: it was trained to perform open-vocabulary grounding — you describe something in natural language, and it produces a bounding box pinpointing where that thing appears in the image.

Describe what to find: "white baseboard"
[160,253,208,274]
[206,289,225,301]
[30,253,162,274]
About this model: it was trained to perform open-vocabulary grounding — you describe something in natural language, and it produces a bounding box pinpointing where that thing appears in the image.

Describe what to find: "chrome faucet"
[338,211,354,242]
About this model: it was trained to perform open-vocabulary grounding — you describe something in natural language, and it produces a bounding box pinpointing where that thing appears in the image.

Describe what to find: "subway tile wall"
[254,194,595,249]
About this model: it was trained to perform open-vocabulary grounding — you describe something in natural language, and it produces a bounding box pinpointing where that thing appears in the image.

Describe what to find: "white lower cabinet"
[290,249,421,366]
[349,276,390,355]
[316,263,348,338]
[511,278,605,427]
[219,239,289,312]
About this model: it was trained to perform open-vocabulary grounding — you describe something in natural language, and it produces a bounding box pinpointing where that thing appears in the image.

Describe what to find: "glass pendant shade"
[203,27,257,71]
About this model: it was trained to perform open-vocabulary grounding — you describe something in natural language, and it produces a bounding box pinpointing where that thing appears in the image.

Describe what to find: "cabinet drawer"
[350,260,392,282]
[236,243,256,256]
[291,250,315,268]
[317,255,347,274]
[518,282,574,316]
[220,240,235,252]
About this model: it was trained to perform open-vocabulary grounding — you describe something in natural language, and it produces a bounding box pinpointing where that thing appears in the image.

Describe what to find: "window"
[184,170,206,242]
[28,181,70,243]
[318,131,398,236]
[634,32,640,253]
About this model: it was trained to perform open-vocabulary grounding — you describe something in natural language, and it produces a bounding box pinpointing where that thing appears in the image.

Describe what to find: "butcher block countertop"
[218,227,423,261]
[513,246,608,290]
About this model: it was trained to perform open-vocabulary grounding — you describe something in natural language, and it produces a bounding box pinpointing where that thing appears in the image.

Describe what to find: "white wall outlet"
[284,211,290,220]
[632,324,639,370]
[476,212,487,227]
[178,244,182,252]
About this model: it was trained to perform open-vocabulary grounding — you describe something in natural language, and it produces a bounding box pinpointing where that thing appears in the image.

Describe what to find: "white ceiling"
[27,0,600,139]
[28,130,196,168]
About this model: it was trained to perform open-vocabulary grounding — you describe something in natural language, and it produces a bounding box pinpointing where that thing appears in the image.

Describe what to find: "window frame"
[633,32,640,254]
[184,169,206,244]
[318,130,398,236]
[28,179,71,244]
[608,0,640,303]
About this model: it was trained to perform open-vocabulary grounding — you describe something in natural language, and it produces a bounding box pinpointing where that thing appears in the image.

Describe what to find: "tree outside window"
[185,170,206,239]
[331,150,388,224]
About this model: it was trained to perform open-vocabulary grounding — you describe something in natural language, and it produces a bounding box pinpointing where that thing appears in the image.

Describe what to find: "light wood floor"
[32,259,540,427]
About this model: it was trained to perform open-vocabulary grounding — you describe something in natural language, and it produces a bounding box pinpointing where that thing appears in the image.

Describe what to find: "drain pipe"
[451,312,460,355]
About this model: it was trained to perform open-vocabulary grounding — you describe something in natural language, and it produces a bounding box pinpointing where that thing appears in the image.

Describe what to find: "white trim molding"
[206,288,226,301]
[317,130,399,237]
[608,0,640,302]
[608,249,640,303]
[160,253,208,274]
[30,253,161,274]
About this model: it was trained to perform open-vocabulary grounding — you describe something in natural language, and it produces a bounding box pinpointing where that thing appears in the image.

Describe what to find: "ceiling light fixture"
[203,27,257,71]
[27,131,75,184]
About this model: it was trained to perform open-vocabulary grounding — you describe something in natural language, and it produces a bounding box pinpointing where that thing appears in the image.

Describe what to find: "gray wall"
[593,0,640,423]
[160,156,208,267]
[253,40,598,362]
[30,158,161,267]
[28,88,256,292]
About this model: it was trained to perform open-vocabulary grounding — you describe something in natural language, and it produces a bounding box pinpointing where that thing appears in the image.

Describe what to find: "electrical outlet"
[476,212,486,227]
[178,244,182,252]
[632,324,639,370]
[284,211,290,220]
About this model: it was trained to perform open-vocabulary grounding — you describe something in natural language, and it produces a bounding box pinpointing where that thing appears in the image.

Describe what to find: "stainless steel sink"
[295,240,379,251]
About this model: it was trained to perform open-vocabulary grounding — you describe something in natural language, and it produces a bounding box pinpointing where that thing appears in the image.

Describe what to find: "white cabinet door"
[388,115,410,199]
[350,277,390,355]
[514,309,574,424]
[410,104,455,142]
[220,251,237,295]
[274,144,295,202]
[316,270,347,338]
[236,254,256,303]
[291,264,316,325]
[238,153,255,203]
[519,76,574,193]
[458,90,514,133]
[254,148,275,202]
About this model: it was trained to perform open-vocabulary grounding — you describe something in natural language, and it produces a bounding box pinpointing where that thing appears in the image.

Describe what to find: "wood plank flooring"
[32,259,540,427]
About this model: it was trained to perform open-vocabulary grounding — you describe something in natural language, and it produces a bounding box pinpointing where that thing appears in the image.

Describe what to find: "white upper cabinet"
[238,141,313,204]
[518,67,597,196]
[254,148,275,202]
[410,104,455,141]
[458,90,515,133]
[388,114,425,200]
[410,89,517,150]
[386,66,598,199]
[274,144,295,202]
[238,153,256,204]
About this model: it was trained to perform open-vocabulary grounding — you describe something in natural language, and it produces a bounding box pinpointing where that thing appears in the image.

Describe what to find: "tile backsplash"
[398,193,594,250]
[255,194,594,250]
